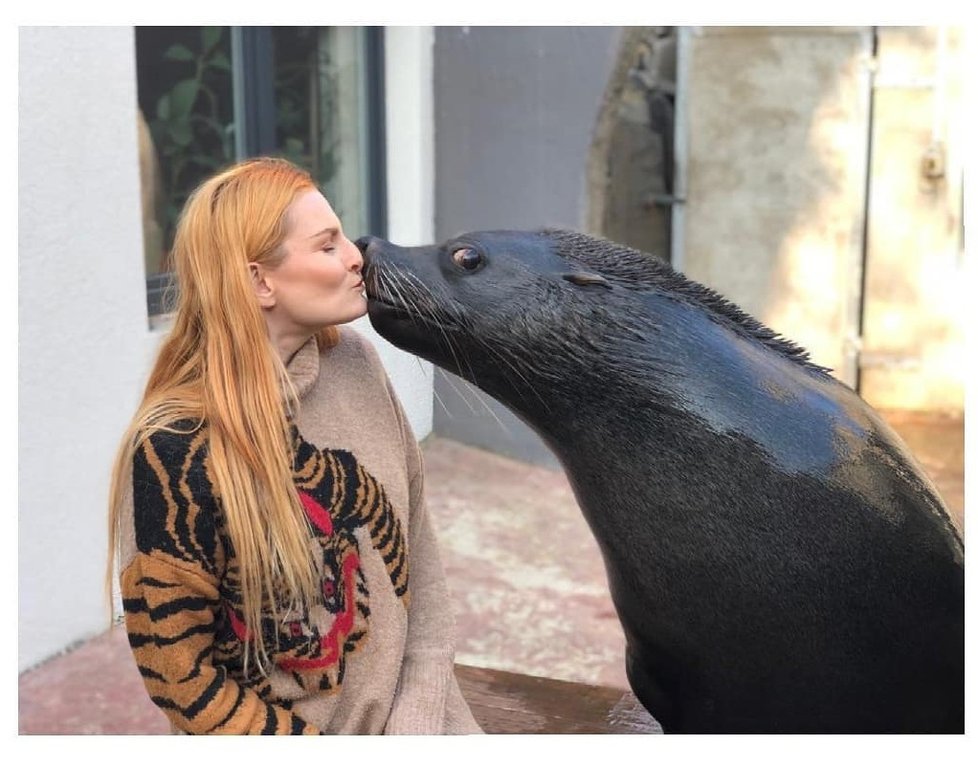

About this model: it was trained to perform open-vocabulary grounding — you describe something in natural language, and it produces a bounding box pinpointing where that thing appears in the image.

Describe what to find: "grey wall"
[427,25,965,468]
[432,26,622,467]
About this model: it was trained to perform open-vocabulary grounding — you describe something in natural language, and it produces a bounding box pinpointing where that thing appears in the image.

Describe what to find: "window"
[135,26,386,318]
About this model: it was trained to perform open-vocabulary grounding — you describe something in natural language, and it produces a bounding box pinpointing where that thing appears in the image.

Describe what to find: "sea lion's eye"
[451,247,483,271]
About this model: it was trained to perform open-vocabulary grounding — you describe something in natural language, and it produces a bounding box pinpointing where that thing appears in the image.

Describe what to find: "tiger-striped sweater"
[118,326,482,735]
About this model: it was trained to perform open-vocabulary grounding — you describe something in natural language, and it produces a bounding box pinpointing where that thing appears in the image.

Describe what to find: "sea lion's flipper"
[625,644,677,733]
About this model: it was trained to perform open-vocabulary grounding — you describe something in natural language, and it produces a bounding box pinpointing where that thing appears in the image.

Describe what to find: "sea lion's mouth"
[366,293,412,320]
[363,261,460,335]
[366,293,456,334]
[362,265,409,318]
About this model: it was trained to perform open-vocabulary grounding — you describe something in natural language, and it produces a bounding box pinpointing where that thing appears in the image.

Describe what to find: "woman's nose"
[349,250,363,274]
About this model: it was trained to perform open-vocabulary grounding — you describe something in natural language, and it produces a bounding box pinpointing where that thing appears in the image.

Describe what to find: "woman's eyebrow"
[308,226,339,240]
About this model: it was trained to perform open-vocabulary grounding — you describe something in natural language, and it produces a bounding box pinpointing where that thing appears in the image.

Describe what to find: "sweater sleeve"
[380,387,478,735]
[120,429,321,735]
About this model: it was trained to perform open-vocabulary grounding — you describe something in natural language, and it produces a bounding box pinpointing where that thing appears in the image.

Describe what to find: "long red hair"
[107,157,337,674]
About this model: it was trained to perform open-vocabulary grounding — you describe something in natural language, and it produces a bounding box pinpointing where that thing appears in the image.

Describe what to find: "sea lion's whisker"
[395,271,500,422]
[430,371,510,436]
[385,266,482,394]
[391,272,552,410]
[396,270,470,347]
[383,268,415,316]
[374,266,395,307]
[402,274,457,339]
[469,337,552,414]
[467,383,513,436]
[375,266,469,419]
[398,270,457,325]
[386,267,425,316]
[394,274,468,379]
[434,366,481,417]
[430,377,454,420]
[412,353,429,381]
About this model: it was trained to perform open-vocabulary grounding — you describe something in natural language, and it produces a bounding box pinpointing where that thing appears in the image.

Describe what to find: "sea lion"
[356,229,964,734]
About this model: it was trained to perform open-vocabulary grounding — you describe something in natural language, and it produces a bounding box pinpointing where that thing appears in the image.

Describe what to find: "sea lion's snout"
[354,235,389,267]
[357,235,463,364]
[356,235,404,300]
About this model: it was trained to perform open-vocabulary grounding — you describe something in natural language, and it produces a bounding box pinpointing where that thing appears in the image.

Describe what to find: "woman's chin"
[334,296,369,325]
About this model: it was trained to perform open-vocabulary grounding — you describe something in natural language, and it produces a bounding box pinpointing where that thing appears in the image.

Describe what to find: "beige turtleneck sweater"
[118,326,482,734]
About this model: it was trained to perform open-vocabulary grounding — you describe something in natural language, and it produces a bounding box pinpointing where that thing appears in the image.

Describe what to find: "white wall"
[19,27,149,670]
[349,25,435,439]
[18,26,435,671]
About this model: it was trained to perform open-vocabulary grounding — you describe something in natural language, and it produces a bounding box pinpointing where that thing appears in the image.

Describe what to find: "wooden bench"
[455,664,661,735]
[18,625,661,734]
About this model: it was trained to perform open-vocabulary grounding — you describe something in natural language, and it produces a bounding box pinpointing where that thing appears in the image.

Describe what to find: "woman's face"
[262,189,366,333]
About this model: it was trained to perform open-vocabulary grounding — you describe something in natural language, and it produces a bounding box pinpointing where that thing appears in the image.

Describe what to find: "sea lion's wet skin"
[358,230,963,733]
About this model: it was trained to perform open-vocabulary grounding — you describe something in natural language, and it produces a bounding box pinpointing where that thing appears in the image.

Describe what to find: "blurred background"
[19,25,966,733]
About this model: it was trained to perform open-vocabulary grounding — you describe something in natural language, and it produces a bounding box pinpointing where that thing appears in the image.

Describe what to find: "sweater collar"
[286,335,321,400]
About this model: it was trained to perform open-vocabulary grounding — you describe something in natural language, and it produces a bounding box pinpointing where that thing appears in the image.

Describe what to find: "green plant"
[149,27,235,248]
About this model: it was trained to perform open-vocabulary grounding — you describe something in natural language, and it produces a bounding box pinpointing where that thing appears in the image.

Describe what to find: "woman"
[105,156,482,735]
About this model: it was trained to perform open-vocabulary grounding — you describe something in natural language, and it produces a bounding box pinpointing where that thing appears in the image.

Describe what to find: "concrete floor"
[423,433,630,689]
[18,409,965,734]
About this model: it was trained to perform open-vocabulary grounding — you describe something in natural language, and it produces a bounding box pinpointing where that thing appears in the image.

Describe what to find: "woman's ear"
[249,262,276,309]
